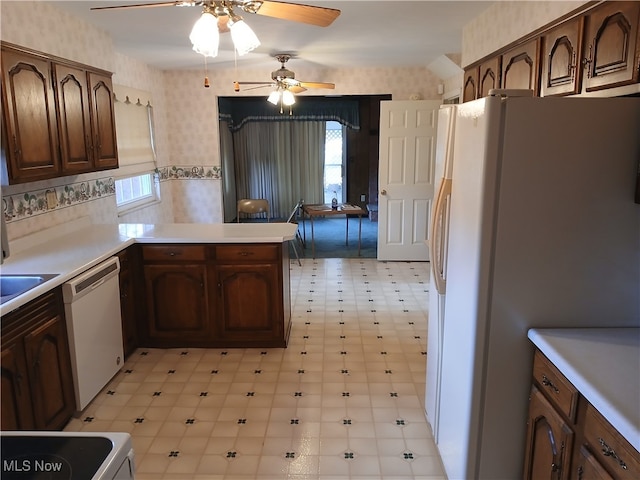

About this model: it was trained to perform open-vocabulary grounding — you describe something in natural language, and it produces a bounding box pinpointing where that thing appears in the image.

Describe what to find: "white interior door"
[377,100,441,261]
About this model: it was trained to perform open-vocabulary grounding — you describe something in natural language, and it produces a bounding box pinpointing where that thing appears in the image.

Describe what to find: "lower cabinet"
[1,288,75,431]
[524,349,640,479]
[212,244,289,347]
[524,384,574,479]
[138,243,291,348]
[140,245,211,346]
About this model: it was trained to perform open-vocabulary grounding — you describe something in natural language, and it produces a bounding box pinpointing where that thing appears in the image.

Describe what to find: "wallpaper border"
[3,165,222,223]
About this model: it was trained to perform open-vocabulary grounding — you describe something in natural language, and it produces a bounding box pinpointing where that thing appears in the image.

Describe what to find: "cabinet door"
[479,56,501,97]
[215,263,282,343]
[88,72,118,170]
[501,39,540,94]
[582,1,640,91]
[23,315,75,430]
[118,251,138,359]
[1,343,35,430]
[462,66,479,102]
[541,17,584,96]
[573,445,614,480]
[54,63,94,174]
[1,49,61,183]
[144,264,210,341]
[524,385,574,480]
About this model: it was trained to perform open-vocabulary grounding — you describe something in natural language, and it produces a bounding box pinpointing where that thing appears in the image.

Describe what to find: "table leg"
[310,216,316,259]
[345,215,349,246]
[302,214,307,247]
[358,214,362,256]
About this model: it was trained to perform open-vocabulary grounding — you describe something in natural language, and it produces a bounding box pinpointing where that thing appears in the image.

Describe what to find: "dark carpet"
[296,216,378,259]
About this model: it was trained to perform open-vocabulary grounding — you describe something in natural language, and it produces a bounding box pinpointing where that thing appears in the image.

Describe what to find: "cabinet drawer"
[583,403,640,479]
[142,245,206,262]
[215,244,279,262]
[532,350,579,421]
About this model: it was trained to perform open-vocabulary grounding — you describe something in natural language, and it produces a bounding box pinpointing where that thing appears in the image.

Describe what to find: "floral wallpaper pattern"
[156,165,222,181]
[1,1,579,239]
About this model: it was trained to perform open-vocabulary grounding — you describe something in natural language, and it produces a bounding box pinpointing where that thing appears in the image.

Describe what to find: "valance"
[218,96,360,132]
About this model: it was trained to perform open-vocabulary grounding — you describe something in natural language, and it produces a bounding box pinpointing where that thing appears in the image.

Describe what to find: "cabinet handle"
[238,251,252,256]
[12,135,21,159]
[582,44,593,78]
[598,437,627,470]
[541,374,560,394]
[569,52,577,79]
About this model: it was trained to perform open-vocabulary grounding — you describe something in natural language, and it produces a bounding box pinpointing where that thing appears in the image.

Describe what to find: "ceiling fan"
[90,1,341,28]
[234,54,335,94]
[92,1,340,87]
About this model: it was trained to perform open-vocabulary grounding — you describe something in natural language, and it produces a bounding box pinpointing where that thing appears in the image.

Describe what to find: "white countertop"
[1,221,297,315]
[528,328,640,452]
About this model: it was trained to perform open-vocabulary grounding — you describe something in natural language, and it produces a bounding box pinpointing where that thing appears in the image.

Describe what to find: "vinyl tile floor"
[64,258,445,479]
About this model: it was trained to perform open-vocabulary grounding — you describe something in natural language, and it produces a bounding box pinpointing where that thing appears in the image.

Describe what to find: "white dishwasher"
[63,256,124,412]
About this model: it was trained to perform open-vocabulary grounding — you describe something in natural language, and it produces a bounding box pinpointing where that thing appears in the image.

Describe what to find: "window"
[113,84,159,215]
[324,121,345,203]
[115,173,159,215]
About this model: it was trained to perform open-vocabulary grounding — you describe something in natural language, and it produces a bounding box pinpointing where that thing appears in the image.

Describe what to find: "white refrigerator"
[426,104,456,443]
[426,91,640,480]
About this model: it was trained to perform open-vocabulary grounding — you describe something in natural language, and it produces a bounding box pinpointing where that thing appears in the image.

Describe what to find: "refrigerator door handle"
[430,177,452,295]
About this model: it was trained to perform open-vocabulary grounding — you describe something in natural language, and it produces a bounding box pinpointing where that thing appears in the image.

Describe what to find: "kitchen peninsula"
[1,220,298,349]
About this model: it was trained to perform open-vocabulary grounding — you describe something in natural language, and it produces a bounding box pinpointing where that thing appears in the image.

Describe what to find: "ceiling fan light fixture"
[267,90,281,105]
[282,89,295,106]
[190,10,219,57]
[229,16,260,56]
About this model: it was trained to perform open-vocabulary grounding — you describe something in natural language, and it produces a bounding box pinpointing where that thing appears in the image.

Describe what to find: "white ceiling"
[46,1,493,73]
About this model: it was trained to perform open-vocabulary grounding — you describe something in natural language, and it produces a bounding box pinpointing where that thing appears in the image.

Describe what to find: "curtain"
[113,85,156,178]
[228,121,325,219]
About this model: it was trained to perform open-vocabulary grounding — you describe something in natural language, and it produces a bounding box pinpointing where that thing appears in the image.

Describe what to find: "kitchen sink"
[0,274,59,304]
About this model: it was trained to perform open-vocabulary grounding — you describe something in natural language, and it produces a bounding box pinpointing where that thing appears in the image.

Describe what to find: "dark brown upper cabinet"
[1,49,62,183]
[479,56,502,97]
[501,39,540,95]
[541,17,585,96]
[581,1,640,92]
[1,43,118,184]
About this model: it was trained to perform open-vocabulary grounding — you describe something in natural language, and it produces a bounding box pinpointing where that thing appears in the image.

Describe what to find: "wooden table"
[301,204,368,258]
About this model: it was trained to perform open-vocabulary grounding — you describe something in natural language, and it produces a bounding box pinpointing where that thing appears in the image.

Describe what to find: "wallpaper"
[2,1,579,242]
[462,1,588,66]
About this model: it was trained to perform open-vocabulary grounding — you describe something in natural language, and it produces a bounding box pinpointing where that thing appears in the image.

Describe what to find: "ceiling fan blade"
[299,81,335,89]
[288,85,306,94]
[244,84,274,91]
[236,81,274,85]
[90,1,191,11]
[245,1,340,27]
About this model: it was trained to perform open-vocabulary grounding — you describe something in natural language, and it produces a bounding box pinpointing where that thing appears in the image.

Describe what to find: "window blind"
[113,85,156,177]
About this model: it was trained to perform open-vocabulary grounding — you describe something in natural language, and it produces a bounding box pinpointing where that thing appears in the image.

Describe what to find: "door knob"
[380,189,387,195]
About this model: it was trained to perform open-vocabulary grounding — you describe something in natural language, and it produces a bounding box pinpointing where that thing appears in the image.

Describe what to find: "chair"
[237,199,270,222]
